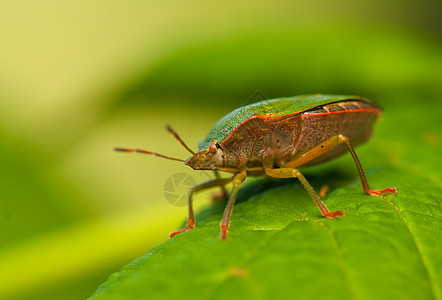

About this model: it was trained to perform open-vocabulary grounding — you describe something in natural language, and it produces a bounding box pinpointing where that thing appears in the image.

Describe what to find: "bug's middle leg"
[265,168,344,218]
[220,172,247,240]
[169,175,235,239]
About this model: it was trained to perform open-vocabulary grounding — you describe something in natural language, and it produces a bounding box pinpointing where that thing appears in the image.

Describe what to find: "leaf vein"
[309,218,358,300]
[383,196,438,300]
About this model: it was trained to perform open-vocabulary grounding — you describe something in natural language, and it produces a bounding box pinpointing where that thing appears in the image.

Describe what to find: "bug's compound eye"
[208,143,217,154]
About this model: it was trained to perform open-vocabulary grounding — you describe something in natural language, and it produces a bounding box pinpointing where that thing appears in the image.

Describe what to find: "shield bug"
[115,94,397,240]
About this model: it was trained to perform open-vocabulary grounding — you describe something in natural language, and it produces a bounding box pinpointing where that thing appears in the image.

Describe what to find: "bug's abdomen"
[291,100,381,167]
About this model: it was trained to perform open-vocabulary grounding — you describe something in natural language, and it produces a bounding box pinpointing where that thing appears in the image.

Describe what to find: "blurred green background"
[0,0,441,299]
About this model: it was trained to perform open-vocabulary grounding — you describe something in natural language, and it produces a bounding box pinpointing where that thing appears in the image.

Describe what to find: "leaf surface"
[91,29,442,300]
[90,160,442,300]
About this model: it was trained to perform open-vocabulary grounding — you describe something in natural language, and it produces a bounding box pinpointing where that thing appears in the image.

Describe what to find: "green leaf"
[90,161,441,299]
[91,28,442,300]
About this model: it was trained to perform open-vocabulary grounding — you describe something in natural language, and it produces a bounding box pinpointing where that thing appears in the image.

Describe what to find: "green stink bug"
[116,94,397,240]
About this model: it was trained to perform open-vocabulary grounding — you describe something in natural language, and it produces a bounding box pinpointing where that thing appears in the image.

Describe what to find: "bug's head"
[185,139,224,170]
[114,126,225,170]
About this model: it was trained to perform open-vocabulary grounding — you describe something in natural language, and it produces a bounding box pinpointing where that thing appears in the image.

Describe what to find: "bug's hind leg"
[285,134,398,196]
[220,172,247,240]
[265,168,344,218]
[169,175,235,239]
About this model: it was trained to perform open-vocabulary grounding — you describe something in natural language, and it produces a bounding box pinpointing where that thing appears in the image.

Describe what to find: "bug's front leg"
[265,168,344,218]
[220,172,247,240]
[169,175,235,239]
[285,134,398,196]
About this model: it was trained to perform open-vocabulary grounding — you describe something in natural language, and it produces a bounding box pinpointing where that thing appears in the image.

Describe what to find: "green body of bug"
[116,94,397,240]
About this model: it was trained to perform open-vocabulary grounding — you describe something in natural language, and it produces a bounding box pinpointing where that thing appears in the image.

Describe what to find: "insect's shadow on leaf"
[192,167,355,227]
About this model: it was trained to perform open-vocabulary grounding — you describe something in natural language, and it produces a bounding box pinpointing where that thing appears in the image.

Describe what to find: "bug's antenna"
[114,147,185,162]
[166,125,196,155]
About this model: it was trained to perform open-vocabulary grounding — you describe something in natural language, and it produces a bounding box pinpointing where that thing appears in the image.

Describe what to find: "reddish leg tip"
[325,210,346,219]
[220,230,228,240]
[219,225,229,240]
[169,227,193,239]
[368,187,398,197]
[382,187,398,195]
